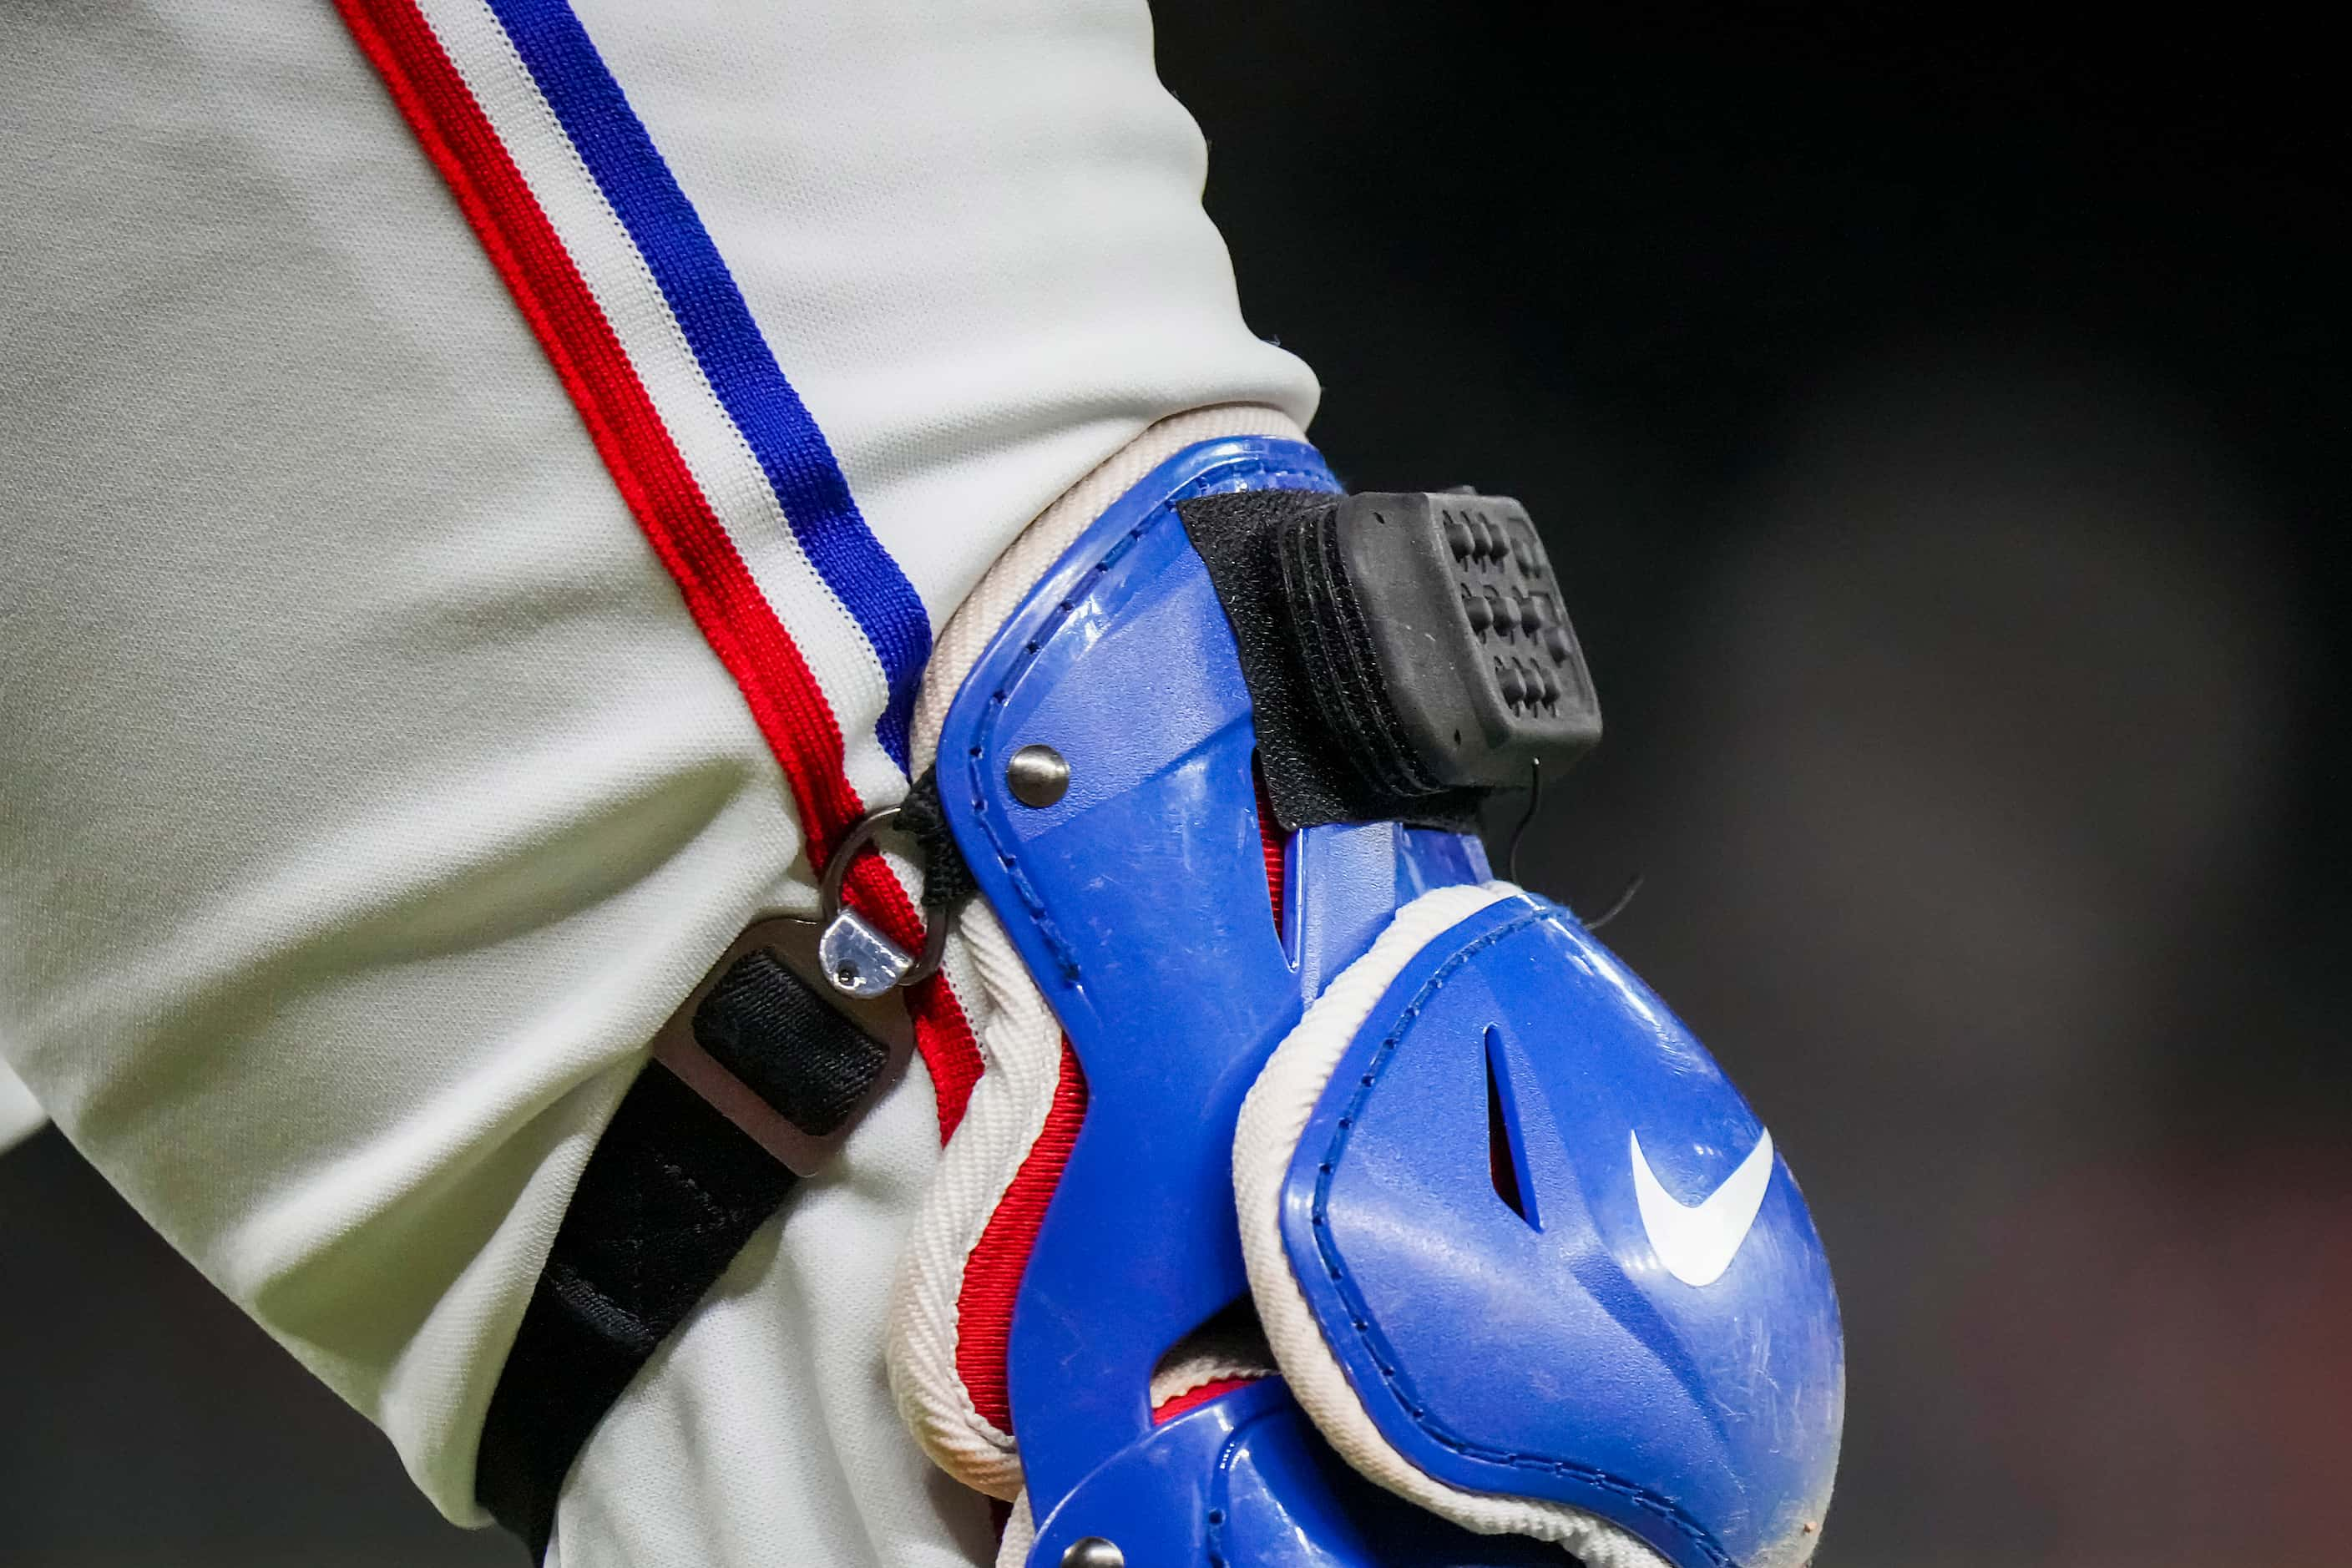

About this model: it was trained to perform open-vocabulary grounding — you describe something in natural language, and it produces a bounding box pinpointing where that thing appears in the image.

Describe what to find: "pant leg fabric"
[0,3,1317,1562]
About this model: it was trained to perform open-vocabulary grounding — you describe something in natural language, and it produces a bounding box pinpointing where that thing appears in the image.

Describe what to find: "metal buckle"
[646,915,913,1177]
[816,804,951,999]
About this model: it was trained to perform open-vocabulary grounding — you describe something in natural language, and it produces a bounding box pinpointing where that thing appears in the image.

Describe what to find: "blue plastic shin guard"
[932,437,1843,1568]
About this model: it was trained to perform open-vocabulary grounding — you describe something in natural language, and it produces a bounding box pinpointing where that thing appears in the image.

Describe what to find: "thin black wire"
[1505,756,1542,884]
[1583,872,1644,931]
[1505,755,1641,930]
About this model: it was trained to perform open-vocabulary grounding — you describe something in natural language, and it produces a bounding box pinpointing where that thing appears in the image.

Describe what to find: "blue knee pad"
[931,436,1843,1568]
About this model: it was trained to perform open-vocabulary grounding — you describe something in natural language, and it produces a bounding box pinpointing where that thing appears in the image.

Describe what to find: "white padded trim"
[994,1490,1036,1568]
[1147,1312,1275,1410]
[1233,883,1674,1568]
[888,405,1308,1498]
[1148,1352,1272,1410]
[885,899,1055,1497]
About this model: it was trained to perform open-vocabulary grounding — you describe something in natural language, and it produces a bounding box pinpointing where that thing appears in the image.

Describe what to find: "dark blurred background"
[4,7,2344,1565]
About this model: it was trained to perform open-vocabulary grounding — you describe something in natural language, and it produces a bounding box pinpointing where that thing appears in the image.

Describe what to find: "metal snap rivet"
[1006,743,1070,808]
[1060,1540,1124,1568]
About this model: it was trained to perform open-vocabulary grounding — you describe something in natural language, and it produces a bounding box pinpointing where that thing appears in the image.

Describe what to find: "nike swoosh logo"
[1629,1127,1775,1287]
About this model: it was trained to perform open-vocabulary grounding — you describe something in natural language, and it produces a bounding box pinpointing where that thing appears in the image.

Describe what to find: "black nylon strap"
[693,945,888,1136]
[898,766,977,915]
[1177,488,1484,833]
[477,947,888,1559]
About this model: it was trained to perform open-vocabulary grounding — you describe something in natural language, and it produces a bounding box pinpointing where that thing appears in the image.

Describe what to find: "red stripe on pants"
[333,0,982,1135]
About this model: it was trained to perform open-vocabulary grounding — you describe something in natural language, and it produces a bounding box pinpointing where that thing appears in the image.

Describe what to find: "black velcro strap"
[692,946,888,1136]
[477,948,888,1559]
[898,766,977,915]
[1273,503,1447,804]
[1178,489,1485,833]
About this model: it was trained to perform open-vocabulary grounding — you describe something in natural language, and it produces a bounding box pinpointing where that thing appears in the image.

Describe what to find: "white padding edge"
[1233,882,1674,1568]
[884,898,1061,1498]
[994,1490,1036,1568]
[886,405,1308,1500]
